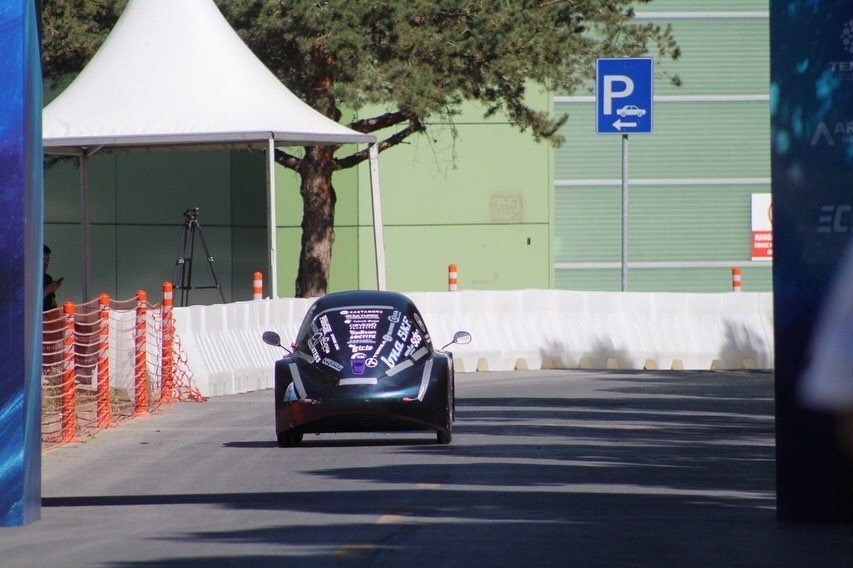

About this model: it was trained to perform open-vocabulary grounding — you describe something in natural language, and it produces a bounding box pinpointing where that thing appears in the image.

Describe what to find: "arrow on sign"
[612,119,637,130]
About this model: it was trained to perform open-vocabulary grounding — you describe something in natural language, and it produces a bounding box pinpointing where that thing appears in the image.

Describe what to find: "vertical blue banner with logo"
[771,1,853,522]
[0,0,43,526]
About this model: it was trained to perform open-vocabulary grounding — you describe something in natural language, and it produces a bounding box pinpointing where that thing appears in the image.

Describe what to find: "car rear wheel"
[437,381,453,444]
[277,430,303,447]
[437,405,452,444]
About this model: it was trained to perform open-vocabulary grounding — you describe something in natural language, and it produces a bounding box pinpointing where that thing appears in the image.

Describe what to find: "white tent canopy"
[42,0,386,299]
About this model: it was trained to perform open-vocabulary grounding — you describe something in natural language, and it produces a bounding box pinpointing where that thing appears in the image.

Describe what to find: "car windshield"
[295,303,433,378]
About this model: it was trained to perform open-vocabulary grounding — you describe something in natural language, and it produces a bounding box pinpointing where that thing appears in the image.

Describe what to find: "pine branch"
[274,148,302,171]
[348,111,411,134]
[334,118,425,170]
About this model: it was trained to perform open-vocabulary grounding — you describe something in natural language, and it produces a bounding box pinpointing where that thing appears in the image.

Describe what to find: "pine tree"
[42,0,680,297]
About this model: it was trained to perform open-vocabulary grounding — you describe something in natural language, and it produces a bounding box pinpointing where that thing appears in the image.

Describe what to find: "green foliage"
[41,0,679,147]
[41,0,127,87]
[219,0,680,145]
[39,0,681,296]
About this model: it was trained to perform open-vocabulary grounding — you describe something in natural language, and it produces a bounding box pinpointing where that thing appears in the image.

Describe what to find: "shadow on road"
[38,371,853,567]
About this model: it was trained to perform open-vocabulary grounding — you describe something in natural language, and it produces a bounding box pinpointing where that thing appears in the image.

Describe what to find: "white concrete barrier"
[173,290,774,396]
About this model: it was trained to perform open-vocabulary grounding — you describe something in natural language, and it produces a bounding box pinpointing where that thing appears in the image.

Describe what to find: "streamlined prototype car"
[262,290,471,447]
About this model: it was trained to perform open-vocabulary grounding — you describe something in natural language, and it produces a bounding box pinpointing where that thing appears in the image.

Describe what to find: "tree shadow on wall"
[540,337,630,369]
[719,319,771,369]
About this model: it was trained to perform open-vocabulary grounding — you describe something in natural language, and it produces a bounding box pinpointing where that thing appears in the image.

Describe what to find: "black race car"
[262,290,471,447]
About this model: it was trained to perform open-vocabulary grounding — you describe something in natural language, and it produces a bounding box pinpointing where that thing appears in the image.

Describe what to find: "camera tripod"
[173,208,225,306]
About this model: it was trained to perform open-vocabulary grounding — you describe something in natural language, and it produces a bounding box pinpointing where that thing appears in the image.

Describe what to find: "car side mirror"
[262,331,281,347]
[262,331,291,354]
[442,330,472,350]
[452,331,472,345]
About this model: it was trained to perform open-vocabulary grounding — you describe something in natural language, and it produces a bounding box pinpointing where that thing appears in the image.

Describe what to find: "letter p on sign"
[603,75,634,114]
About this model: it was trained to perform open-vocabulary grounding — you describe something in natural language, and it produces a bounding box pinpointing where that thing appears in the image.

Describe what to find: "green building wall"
[43,1,772,304]
[553,3,772,292]
[43,150,269,305]
[268,88,554,297]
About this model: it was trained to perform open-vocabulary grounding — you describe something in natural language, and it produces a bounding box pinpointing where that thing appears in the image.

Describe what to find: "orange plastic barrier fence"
[60,302,79,443]
[96,293,112,428]
[160,282,176,403]
[41,284,204,448]
[134,290,149,417]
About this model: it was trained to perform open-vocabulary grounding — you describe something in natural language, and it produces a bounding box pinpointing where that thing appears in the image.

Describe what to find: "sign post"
[596,58,654,291]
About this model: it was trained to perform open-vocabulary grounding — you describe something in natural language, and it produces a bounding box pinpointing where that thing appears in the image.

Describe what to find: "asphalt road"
[1,370,850,567]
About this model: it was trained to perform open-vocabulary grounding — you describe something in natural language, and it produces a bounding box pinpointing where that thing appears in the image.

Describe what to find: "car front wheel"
[277,430,303,447]
[437,403,452,444]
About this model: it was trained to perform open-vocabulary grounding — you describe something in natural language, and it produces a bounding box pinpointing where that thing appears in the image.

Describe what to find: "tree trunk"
[294,145,337,298]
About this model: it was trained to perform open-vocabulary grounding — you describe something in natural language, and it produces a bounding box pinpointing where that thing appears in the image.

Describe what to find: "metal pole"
[621,134,628,292]
[266,136,279,299]
[80,151,91,301]
[368,143,387,291]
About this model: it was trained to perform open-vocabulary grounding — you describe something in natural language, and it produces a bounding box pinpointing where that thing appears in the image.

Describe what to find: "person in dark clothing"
[43,244,62,311]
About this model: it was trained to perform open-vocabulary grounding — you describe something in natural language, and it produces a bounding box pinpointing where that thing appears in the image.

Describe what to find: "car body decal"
[288,362,307,399]
[417,358,434,401]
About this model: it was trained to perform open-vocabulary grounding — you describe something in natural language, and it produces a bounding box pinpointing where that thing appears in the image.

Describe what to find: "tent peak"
[43,0,375,152]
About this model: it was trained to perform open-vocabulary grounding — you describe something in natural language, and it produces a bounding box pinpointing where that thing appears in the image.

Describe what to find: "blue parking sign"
[596,58,654,135]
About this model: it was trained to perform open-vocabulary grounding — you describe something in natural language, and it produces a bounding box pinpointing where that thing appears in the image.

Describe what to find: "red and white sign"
[751,193,773,260]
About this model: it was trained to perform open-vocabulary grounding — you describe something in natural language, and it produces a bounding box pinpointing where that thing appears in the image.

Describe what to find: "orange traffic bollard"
[253,271,263,300]
[448,264,458,292]
[732,267,742,292]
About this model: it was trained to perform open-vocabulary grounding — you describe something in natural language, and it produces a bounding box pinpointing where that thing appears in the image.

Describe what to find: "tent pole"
[80,151,91,302]
[368,143,387,291]
[266,136,278,299]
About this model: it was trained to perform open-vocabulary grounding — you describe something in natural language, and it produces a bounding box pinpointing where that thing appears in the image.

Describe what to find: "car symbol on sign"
[616,105,646,118]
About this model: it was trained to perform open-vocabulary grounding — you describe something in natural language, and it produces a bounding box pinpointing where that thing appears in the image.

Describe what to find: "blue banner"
[0,0,43,526]
[771,1,853,522]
